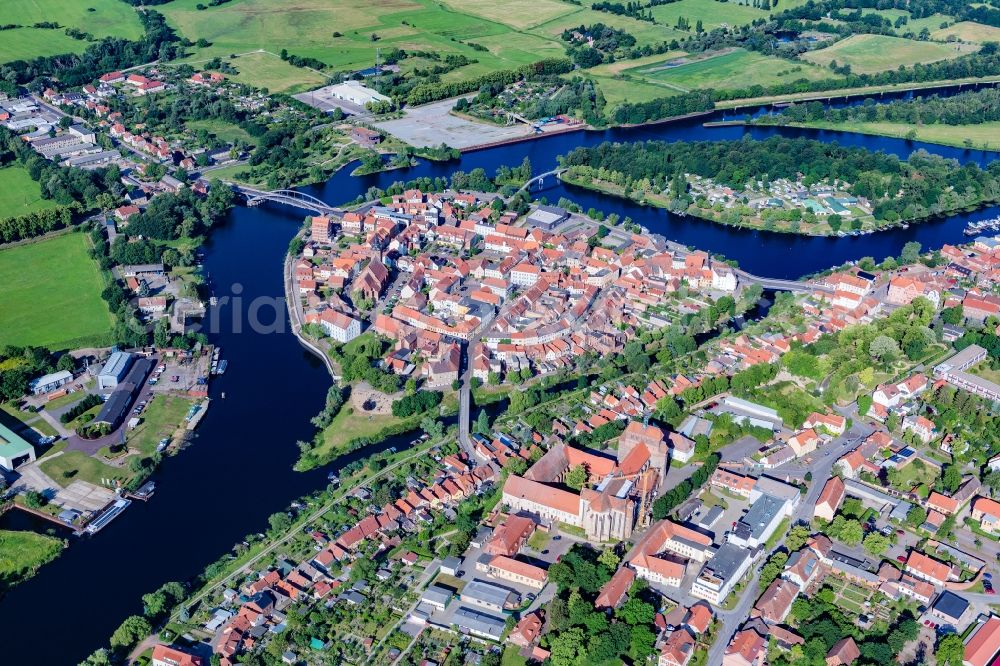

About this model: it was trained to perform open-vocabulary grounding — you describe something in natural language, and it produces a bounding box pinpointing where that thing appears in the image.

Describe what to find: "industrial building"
[98,351,134,390]
[0,422,36,470]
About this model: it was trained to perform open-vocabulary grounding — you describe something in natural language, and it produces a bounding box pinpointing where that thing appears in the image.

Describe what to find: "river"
[2,86,999,665]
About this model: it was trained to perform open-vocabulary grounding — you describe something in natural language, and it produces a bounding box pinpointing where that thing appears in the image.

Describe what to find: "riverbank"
[715,75,1000,110]
[0,524,65,593]
[750,118,1000,152]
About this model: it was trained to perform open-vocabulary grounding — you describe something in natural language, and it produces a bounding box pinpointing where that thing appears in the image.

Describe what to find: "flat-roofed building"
[728,494,787,548]
[452,605,506,641]
[692,543,752,605]
[460,579,517,613]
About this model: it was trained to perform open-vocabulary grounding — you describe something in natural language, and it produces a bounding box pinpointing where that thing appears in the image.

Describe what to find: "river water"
[3,87,999,665]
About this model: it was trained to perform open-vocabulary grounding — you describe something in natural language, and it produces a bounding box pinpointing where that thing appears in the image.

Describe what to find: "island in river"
[558,135,1000,236]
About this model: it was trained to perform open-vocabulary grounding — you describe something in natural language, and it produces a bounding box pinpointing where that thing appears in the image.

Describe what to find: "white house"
[320,310,362,343]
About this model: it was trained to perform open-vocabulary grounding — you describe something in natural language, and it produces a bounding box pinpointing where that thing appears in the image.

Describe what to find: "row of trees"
[652,453,720,518]
[764,87,1000,129]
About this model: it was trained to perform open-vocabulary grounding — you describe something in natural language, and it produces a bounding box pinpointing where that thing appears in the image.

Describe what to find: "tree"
[474,409,490,435]
[786,524,811,551]
[839,519,864,546]
[862,532,890,556]
[109,615,152,650]
[936,634,965,666]
[597,548,620,570]
[906,505,927,527]
[940,463,963,493]
[616,596,655,626]
[548,627,585,666]
[869,335,900,368]
[566,465,587,491]
[900,241,922,264]
[267,511,292,534]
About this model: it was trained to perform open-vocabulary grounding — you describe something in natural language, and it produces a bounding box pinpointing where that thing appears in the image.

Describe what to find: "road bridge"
[231,184,341,217]
[733,268,834,293]
[514,168,567,196]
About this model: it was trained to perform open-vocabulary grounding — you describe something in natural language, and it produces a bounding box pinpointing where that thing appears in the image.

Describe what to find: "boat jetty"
[965,215,1000,235]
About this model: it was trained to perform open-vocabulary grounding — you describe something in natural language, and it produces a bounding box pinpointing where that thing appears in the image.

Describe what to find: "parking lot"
[373,97,534,149]
[148,353,210,394]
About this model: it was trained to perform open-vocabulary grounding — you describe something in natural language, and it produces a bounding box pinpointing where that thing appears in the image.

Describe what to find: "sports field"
[0,166,59,217]
[802,34,976,74]
[632,48,831,92]
[0,232,113,350]
[932,20,1000,43]
[0,0,143,64]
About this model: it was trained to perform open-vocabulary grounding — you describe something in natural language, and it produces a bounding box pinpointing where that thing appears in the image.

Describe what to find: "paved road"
[706,567,764,666]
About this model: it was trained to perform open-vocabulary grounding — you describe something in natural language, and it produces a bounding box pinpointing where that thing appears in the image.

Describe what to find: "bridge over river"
[231,184,342,217]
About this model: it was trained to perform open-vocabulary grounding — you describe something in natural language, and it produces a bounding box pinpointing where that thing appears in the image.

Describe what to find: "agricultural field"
[630,48,831,93]
[858,9,953,36]
[0,232,113,350]
[0,0,144,64]
[932,20,1000,43]
[528,6,687,46]
[0,166,59,217]
[440,0,577,30]
[649,0,812,31]
[159,0,537,82]
[802,34,977,75]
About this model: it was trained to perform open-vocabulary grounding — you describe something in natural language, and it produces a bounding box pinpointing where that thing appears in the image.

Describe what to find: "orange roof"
[503,474,580,516]
[966,617,1000,666]
[975,496,1000,520]
[686,603,712,634]
[817,476,845,509]
[489,555,548,583]
[927,491,960,515]
[906,551,950,583]
[595,566,635,610]
[151,645,203,666]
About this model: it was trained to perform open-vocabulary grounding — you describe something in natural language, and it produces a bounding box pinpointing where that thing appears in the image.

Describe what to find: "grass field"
[0,530,64,589]
[0,0,143,64]
[649,0,812,31]
[631,48,831,93]
[802,34,976,74]
[0,166,59,217]
[313,406,412,462]
[441,0,577,30]
[187,118,260,146]
[40,450,130,488]
[790,119,1000,151]
[932,20,1000,43]
[126,394,195,457]
[0,232,113,350]
[159,0,527,82]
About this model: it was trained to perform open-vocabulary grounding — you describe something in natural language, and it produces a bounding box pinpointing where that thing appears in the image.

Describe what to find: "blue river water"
[1,85,998,665]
